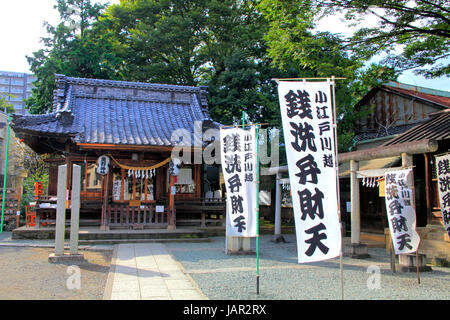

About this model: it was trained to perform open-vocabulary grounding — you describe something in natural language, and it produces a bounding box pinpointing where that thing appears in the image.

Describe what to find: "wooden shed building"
[339,81,450,234]
[338,82,450,261]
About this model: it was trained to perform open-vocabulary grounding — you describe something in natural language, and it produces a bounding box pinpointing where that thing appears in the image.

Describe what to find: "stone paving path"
[105,243,207,300]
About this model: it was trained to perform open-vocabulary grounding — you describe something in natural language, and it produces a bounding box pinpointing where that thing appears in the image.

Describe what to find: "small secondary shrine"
[12,74,223,229]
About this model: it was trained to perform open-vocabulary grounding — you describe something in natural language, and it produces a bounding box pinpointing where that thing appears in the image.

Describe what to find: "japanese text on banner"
[436,154,450,237]
[220,127,258,237]
[277,81,341,263]
[384,168,420,254]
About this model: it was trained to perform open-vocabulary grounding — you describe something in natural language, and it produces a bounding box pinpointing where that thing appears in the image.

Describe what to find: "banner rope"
[106,154,171,171]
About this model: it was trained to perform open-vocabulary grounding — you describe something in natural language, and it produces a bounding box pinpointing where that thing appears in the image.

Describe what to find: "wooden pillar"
[195,164,201,198]
[274,173,282,237]
[167,174,175,229]
[350,160,360,244]
[120,169,125,201]
[101,171,110,231]
[424,153,432,225]
[344,159,370,258]
[132,175,136,200]
[402,152,413,167]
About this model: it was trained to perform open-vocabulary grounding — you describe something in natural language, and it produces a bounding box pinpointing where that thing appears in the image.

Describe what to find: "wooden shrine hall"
[12,74,224,230]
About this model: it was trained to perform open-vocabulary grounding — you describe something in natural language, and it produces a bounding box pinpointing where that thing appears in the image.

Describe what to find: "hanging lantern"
[97,155,110,175]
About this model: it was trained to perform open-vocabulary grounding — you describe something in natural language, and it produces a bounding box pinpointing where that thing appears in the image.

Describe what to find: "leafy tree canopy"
[26,0,121,114]
[258,0,401,150]
[301,0,450,78]
[0,94,16,114]
[26,0,413,152]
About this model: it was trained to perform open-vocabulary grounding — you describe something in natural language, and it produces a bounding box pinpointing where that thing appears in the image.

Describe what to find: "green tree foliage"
[20,149,50,212]
[99,0,297,126]
[0,94,16,114]
[27,0,410,153]
[26,0,121,114]
[305,0,450,78]
[102,0,210,85]
[258,0,399,151]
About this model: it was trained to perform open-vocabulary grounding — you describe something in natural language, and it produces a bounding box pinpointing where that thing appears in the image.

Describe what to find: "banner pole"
[1,114,11,233]
[416,247,421,284]
[256,124,261,295]
[403,159,421,284]
[242,111,245,258]
[241,111,261,294]
[410,167,420,284]
[330,76,344,300]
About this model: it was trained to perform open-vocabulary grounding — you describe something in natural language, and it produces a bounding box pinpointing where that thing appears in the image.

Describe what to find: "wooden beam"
[44,158,67,163]
[77,143,174,152]
[77,143,205,154]
[338,139,438,163]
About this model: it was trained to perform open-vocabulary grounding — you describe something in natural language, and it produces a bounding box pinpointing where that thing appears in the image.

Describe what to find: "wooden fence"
[105,203,168,228]
[175,198,225,227]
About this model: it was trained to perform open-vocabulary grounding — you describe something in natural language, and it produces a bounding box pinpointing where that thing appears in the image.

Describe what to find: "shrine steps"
[79,238,211,245]
[12,226,210,244]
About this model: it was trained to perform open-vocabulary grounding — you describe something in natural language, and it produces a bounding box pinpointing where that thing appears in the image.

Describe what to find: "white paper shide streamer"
[277,81,341,263]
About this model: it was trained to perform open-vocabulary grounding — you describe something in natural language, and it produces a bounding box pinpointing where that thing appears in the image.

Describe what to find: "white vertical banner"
[277,80,341,263]
[435,154,450,237]
[385,168,420,254]
[220,126,258,237]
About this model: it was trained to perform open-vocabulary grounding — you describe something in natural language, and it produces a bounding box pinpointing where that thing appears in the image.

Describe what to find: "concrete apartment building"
[0,71,35,115]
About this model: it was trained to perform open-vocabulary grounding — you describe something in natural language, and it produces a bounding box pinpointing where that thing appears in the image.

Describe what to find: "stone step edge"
[79,238,212,245]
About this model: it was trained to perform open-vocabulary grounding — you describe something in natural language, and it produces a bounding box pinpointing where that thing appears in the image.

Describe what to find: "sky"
[0,0,119,73]
[0,0,448,92]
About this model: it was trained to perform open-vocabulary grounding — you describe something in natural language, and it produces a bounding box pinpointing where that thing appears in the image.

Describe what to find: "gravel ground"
[0,246,113,300]
[0,231,448,300]
[166,234,450,300]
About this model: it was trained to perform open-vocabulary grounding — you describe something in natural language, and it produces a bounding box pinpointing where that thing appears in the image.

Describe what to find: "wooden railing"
[175,198,225,227]
[105,203,169,228]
